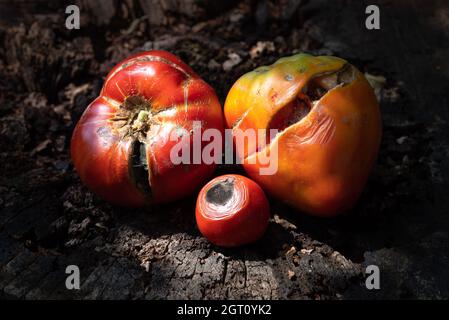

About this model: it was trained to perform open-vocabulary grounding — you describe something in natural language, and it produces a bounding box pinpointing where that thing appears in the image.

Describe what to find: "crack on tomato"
[230,106,253,130]
[205,177,235,206]
[109,95,159,142]
[129,139,152,198]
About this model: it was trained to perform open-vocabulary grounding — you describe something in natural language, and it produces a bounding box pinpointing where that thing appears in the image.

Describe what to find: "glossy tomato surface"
[224,53,382,216]
[71,50,224,206]
[196,174,270,247]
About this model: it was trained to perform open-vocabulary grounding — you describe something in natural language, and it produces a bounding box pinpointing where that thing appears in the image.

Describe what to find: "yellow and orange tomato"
[224,53,382,216]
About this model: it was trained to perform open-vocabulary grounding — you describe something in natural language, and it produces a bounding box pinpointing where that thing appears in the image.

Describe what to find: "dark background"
[0,0,448,299]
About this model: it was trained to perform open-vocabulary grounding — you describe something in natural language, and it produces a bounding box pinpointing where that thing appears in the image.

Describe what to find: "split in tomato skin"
[71,50,224,207]
[224,53,382,217]
[196,174,270,247]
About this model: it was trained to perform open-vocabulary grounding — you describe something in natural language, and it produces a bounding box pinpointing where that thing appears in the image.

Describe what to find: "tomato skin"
[196,174,270,247]
[224,53,382,217]
[71,50,224,206]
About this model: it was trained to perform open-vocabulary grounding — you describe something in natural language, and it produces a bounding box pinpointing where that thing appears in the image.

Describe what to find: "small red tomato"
[71,50,224,206]
[196,174,270,247]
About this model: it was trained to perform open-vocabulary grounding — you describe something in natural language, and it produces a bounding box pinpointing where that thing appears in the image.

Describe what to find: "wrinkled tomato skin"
[71,50,224,206]
[196,174,270,247]
[224,53,382,217]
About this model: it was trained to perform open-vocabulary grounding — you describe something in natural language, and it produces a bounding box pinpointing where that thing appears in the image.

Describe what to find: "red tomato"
[196,174,270,247]
[71,50,224,206]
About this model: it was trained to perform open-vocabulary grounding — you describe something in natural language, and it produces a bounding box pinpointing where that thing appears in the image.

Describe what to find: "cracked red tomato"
[224,53,382,216]
[196,174,270,247]
[71,50,224,206]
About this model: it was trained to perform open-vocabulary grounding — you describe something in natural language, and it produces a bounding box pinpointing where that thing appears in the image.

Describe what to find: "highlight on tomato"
[71,50,224,206]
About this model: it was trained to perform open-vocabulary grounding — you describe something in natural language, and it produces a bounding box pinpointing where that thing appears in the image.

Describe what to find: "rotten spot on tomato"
[71,50,224,206]
[205,177,235,206]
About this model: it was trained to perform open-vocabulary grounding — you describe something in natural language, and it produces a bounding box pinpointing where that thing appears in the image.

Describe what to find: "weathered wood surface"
[1,0,449,299]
